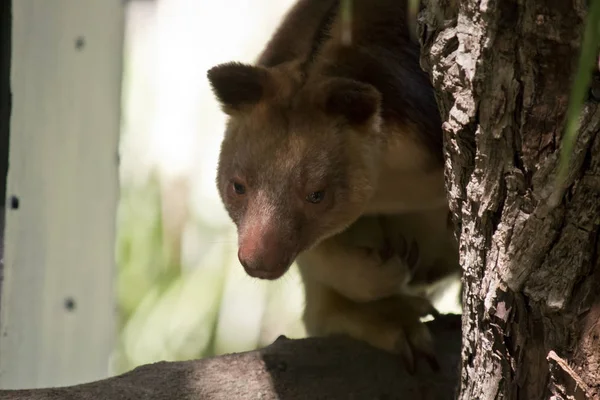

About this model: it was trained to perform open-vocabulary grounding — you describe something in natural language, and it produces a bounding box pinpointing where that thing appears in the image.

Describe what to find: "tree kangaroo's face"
[208,62,383,279]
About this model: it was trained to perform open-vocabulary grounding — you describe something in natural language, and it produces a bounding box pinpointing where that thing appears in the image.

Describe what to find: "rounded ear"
[321,78,382,126]
[207,62,272,114]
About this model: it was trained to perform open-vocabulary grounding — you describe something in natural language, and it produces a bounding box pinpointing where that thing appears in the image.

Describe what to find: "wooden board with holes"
[0,0,124,389]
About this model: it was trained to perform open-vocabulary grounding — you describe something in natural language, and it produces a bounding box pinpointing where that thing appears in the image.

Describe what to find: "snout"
[237,225,296,280]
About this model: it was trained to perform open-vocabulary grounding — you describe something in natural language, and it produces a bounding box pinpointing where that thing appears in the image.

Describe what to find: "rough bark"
[419,0,600,399]
[0,315,461,400]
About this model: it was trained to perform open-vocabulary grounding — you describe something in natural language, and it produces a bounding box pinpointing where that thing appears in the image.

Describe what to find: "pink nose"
[237,225,292,280]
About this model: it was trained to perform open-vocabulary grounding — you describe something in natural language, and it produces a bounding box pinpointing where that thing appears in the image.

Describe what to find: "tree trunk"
[419,0,600,399]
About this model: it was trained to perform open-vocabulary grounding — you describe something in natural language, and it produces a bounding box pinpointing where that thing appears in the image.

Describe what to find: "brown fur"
[207,0,458,369]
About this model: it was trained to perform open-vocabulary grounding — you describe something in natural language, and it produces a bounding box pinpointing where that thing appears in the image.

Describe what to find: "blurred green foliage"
[113,174,226,373]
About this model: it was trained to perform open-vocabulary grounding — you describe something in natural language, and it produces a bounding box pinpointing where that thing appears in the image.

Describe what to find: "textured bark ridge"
[419,0,600,399]
[0,316,461,400]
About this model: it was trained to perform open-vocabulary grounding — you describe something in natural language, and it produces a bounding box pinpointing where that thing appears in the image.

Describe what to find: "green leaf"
[551,1,600,206]
[407,0,420,40]
[340,0,352,46]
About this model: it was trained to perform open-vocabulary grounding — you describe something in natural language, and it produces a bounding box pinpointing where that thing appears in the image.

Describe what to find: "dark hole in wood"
[64,297,77,312]
[75,36,85,50]
[9,195,18,209]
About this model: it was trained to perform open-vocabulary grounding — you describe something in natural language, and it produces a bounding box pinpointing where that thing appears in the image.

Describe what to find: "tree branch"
[0,315,461,400]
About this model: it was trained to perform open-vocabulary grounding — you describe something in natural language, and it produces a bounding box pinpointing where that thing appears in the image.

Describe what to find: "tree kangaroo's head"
[208,61,384,279]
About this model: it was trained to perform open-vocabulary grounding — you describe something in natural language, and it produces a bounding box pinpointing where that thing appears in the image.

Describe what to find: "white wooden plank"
[0,0,124,389]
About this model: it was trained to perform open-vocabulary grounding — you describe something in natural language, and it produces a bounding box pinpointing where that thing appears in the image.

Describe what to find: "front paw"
[383,231,420,277]
[366,234,421,290]
[348,250,413,302]
[374,294,440,373]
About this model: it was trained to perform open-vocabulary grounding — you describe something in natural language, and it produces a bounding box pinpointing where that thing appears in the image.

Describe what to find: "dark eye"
[306,190,325,204]
[233,182,246,195]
